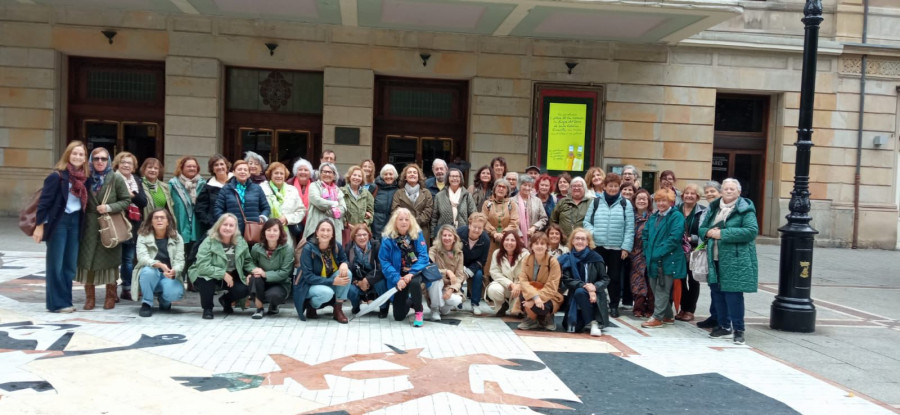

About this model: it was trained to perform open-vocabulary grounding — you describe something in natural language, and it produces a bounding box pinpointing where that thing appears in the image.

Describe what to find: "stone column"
[164,56,221,171]
[322,67,374,175]
[469,77,531,176]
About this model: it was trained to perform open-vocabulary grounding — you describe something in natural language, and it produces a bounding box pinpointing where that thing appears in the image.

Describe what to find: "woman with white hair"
[372,163,399,236]
[244,151,268,185]
[289,158,314,242]
[303,162,348,244]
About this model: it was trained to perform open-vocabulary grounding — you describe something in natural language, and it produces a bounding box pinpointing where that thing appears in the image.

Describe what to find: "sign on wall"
[534,87,599,175]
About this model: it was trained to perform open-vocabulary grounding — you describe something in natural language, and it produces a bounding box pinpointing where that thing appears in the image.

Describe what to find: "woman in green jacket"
[341,165,374,243]
[189,213,260,319]
[640,188,686,329]
[247,219,294,319]
[133,208,185,318]
[698,178,758,345]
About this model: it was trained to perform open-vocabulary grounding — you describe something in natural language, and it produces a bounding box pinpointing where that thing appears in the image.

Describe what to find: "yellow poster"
[546,103,587,171]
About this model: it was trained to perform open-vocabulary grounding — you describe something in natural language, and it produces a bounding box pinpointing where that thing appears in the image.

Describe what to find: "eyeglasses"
[93,157,109,162]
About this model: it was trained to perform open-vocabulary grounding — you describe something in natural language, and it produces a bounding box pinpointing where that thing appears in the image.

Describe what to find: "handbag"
[98,185,133,249]
[127,204,142,221]
[19,172,61,236]
[418,263,443,282]
[235,193,262,245]
[689,245,709,283]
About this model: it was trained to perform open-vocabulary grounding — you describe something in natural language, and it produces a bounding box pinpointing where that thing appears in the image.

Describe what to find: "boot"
[120,287,133,301]
[84,284,96,310]
[103,283,116,309]
[332,302,348,324]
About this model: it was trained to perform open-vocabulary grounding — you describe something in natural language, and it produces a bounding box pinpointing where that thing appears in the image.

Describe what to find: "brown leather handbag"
[19,172,61,236]
[235,193,262,245]
[98,184,133,249]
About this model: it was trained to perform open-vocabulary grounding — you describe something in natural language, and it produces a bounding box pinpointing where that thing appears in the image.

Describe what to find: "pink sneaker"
[413,311,424,327]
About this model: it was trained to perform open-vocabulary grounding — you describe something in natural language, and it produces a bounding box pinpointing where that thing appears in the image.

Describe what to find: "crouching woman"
[189,213,256,319]
[293,219,351,324]
[133,208,185,317]
[558,228,609,336]
[516,232,564,331]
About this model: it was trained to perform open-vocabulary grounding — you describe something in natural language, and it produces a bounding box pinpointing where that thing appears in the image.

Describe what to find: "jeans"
[568,287,597,331]
[347,279,388,310]
[120,242,136,288]
[468,268,484,306]
[392,274,423,321]
[709,282,745,332]
[45,212,79,311]
[307,271,352,308]
[650,275,675,321]
[597,247,625,308]
[138,267,185,307]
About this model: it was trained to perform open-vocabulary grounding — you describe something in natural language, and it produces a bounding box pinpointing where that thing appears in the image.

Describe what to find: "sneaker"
[733,331,745,345]
[218,296,234,315]
[590,321,603,337]
[542,315,557,331]
[641,318,664,328]
[139,303,152,318]
[663,317,675,325]
[159,302,172,311]
[473,303,483,316]
[53,306,76,313]
[622,304,633,310]
[413,311,424,327]
[697,317,718,329]
[267,304,280,315]
[202,309,214,320]
[566,326,576,333]
[709,327,734,339]
[430,311,442,321]
[252,308,264,320]
[439,304,453,315]
[517,318,540,330]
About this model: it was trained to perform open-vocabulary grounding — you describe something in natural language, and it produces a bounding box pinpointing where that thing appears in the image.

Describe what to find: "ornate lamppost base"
[770,301,816,333]
[770,224,817,333]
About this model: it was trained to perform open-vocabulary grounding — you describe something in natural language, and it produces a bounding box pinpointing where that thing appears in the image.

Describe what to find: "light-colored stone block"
[0,47,27,66]
[165,115,218,138]
[471,77,531,98]
[0,148,51,167]
[613,45,668,63]
[324,67,374,89]
[51,26,169,59]
[0,22,52,48]
[0,66,55,89]
[165,96,218,118]
[476,54,528,79]
[0,107,52,129]
[606,84,665,104]
[432,33,478,52]
[166,56,220,79]
[470,114,530,136]
[664,86,716,106]
[217,18,327,42]
[173,16,213,33]
[166,76,219,98]
[0,87,54,109]
[532,39,611,60]
[718,52,789,69]
[670,48,713,65]
[164,135,217,157]
[0,5,52,23]
[324,86,374,108]
[469,133,529,154]
[1,127,52,149]
[432,52,477,77]
[330,26,371,45]
[322,106,373,127]
[472,96,530,117]
[480,37,528,55]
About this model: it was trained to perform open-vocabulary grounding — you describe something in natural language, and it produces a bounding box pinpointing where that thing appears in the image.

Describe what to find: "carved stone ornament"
[259,71,292,111]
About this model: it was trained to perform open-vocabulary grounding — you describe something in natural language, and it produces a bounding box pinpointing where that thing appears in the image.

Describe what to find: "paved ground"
[1,217,898,414]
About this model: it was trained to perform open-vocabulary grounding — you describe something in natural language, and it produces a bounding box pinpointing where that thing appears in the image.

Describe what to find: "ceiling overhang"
[14,0,744,44]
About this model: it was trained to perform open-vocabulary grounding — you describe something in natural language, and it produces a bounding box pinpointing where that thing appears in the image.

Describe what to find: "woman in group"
[345,224,386,316]
[490,156,507,182]
[379,208,430,326]
[620,183,636,203]
[554,172,572,200]
[482,179,519,272]
[189,214,255,319]
[558,228,608,336]
[640,188,686,329]
[696,180,722,329]
[113,151,147,301]
[546,223,569,259]
[652,170,683,210]
[427,225,466,321]
[675,184,707,322]
[169,156,206,284]
[247,219,294,319]
[629,189,654,318]
[486,231,529,317]
[33,141,89,313]
[196,154,232,237]
[77,147,132,310]
[342,165,374,243]
[431,168,476,236]
[262,162,305,241]
[360,159,377,193]
[245,151,268,185]
[516,232,564,331]
[304,162,348,244]
[371,164,399,236]
[550,177,589,239]
[585,166,606,198]
[699,178,757,345]
[215,160,270,235]
[294,219,352,323]
[535,174,556,219]
[133,208,185,317]
[391,164,434,245]
[457,212,493,316]
[514,175,548,246]
[468,165,494,211]
[582,173,634,318]
[140,158,174,220]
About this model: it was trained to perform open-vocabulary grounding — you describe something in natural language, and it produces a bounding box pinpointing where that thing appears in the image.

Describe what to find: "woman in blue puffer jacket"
[214,160,270,234]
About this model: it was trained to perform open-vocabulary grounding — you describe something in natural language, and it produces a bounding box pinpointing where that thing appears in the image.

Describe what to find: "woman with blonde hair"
[342,165,374,242]
[391,163,434,245]
[261,161,305,239]
[379,208,430,326]
[427,224,465,321]
[33,140,89,313]
[189,213,257,319]
[516,232,564,331]
[113,151,147,301]
[559,227,608,336]
[360,159,377,193]
[585,166,606,198]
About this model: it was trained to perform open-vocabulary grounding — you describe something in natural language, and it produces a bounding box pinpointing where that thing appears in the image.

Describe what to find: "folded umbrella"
[350,287,397,321]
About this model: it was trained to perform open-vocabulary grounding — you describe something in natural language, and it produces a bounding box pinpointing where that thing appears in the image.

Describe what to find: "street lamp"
[770,0,822,333]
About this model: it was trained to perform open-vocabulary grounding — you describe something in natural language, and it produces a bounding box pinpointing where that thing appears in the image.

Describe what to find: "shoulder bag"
[98,184,133,249]
[235,192,262,246]
[418,263,443,282]
[19,172,61,236]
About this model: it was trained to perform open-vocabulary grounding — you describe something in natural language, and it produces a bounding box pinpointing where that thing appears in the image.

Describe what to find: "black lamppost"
[770,0,822,333]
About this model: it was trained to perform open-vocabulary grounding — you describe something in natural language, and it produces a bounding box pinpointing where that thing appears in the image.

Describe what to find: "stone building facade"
[0,0,898,248]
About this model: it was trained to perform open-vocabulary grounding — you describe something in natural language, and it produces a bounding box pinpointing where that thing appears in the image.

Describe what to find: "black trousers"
[392,275,423,321]
[520,294,553,317]
[195,272,250,311]
[679,270,701,313]
[248,277,288,306]
[596,247,625,309]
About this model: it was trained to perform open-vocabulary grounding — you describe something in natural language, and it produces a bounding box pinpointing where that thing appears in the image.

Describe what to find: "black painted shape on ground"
[430,318,461,326]
[0,320,33,328]
[385,344,407,354]
[46,331,73,351]
[0,266,26,269]
[0,381,54,393]
[505,316,617,333]
[41,334,187,359]
[19,274,45,280]
[172,376,239,392]
[533,352,801,415]
[0,331,38,350]
[500,358,547,372]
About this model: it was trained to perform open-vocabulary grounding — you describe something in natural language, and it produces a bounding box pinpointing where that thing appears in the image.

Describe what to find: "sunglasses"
[93,157,109,162]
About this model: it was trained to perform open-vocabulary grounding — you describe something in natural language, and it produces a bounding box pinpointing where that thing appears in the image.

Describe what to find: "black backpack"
[588,196,627,226]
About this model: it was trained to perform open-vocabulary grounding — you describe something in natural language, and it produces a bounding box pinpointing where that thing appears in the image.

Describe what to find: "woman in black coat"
[195,154,232,237]
[214,160,270,234]
[344,223,386,315]
[112,151,148,301]
[33,141,90,313]
[371,164,399,236]
[558,227,610,336]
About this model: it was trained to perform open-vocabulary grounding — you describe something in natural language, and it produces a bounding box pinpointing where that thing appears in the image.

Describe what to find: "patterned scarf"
[320,181,341,219]
[178,174,200,204]
[90,160,111,193]
[396,234,417,274]
[352,240,372,271]
[67,163,88,209]
[268,181,285,219]
[235,180,248,206]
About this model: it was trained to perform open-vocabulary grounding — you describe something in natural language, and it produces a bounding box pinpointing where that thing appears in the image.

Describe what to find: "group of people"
[34,143,758,343]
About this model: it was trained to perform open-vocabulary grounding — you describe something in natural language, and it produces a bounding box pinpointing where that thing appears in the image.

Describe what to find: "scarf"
[348,185,361,200]
[90,163,111,193]
[405,184,420,201]
[396,234,418,274]
[604,192,618,207]
[268,181,285,219]
[67,163,88,209]
[235,180,248,206]
[352,240,373,272]
[144,178,167,208]
[320,181,342,219]
[178,174,201,204]
[448,187,462,227]
[517,195,530,246]
[320,248,337,277]
[714,199,736,225]
[250,174,267,185]
[292,176,311,212]
[559,247,604,283]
